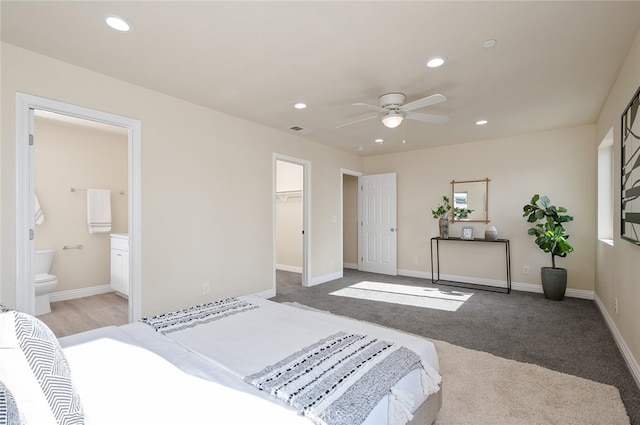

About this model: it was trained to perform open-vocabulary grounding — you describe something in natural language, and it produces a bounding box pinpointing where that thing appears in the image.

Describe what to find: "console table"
[430,237,511,294]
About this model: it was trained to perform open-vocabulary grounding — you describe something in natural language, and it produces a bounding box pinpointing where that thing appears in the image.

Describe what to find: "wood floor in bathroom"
[38,292,128,338]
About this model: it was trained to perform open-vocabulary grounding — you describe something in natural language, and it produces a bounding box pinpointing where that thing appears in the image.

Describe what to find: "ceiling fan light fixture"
[381,112,404,128]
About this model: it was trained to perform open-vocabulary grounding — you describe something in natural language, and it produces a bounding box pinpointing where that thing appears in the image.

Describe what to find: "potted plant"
[432,196,452,238]
[432,196,474,238]
[522,194,574,300]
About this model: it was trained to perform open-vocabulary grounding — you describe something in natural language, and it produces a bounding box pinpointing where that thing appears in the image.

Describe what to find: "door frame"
[15,93,142,321]
[273,153,311,288]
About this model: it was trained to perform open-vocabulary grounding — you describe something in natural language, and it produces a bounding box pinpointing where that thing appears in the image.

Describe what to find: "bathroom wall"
[34,115,128,295]
[276,160,303,272]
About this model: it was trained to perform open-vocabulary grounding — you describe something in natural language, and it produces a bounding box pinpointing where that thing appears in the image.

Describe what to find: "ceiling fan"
[336,92,449,129]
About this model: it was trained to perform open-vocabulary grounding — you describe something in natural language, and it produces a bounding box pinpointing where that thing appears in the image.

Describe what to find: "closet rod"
[70,187,125,195]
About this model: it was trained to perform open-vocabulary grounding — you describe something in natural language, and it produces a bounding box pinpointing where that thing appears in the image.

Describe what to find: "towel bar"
[71,187,125,195]
[63,244,83,250]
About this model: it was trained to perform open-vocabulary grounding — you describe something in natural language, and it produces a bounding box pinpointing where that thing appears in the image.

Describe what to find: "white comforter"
[61,326,309,425]
[147,296,441,425]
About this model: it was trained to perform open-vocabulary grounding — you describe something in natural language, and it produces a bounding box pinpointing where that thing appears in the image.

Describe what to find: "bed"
[0,297,442,425]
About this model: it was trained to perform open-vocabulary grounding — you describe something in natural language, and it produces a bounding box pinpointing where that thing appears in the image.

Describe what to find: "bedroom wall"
[0,43,363,315]
[363,124,597,293]
[34,117,128,293]
[594,28,640,384]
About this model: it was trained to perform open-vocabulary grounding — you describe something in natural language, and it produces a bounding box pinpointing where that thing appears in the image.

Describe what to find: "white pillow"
[0,310,84,424]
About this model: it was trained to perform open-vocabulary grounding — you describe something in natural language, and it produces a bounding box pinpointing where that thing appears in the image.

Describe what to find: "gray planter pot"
[541,267,567,301]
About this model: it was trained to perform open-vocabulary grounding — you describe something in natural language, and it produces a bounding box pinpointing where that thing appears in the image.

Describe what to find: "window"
[598,128,614,245]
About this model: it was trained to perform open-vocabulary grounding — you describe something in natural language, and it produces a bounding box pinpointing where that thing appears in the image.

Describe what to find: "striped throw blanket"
[140,297,258,334]
[245,331,427,425]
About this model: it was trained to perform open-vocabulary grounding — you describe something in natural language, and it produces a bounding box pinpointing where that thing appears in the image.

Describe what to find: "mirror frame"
[451,178,490,223]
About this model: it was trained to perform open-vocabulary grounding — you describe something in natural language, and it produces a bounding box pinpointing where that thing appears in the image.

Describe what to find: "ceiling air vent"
[289,125,305,132]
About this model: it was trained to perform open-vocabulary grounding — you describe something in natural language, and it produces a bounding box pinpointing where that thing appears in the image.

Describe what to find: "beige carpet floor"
[434,339,630,425]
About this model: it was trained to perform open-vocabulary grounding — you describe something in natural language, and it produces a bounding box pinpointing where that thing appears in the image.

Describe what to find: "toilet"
[35,249,58,316]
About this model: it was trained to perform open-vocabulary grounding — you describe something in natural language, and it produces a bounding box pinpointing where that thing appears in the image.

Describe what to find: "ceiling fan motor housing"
[379,93,406,110]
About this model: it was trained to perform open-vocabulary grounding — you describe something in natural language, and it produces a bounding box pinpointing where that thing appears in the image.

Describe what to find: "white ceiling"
[2,1,639,156]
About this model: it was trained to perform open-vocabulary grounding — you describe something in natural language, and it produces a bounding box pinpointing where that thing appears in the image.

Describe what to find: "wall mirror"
[451,178,490,223]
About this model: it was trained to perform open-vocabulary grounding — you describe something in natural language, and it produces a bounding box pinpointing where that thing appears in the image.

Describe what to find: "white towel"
[34,194,45,225]
[87,189,111,234]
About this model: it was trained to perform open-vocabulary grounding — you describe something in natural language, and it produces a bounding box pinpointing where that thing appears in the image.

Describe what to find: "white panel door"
[359,173,397,275]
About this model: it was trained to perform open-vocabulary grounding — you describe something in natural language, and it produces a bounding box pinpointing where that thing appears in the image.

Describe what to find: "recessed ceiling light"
[482,39,497,49]
[374,138,384,143]
[293,102,307,110]
[104,15,134,32]
[476,119,488,126]
[425,56,447,68]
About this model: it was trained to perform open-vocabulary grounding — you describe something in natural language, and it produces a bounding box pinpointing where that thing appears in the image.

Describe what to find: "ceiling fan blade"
[405,111,449,124]
[335,114,379,129]
[402,94,447,112]
[352,102,383,112]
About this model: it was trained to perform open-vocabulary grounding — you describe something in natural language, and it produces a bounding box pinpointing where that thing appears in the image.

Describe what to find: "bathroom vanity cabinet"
[110,234,129,297]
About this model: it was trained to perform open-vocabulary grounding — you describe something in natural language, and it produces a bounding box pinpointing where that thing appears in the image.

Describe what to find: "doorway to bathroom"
[33,111,128,332]
[15,93,142,323]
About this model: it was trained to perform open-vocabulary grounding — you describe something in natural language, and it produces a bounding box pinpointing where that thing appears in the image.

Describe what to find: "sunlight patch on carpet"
[329,281,473,312]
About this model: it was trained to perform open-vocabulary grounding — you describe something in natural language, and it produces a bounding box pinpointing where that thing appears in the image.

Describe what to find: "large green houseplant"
[522,194,574,300]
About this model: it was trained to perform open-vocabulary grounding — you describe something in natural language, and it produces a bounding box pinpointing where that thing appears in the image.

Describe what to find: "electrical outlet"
[412,256,418,264]
[522,265,530,275]
[203,282,210,295]
[615,297,619,314]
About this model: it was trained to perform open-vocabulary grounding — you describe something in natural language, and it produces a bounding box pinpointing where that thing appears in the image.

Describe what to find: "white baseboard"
[594,294,640,389]
[50,284,114,302]
[397,268,430,279]
[343,262,358,270]
[397,269,593,299]
[276,264,302,273]
[309,270,343,287]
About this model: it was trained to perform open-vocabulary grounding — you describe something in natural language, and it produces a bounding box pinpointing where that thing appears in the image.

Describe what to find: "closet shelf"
[276,190,302,205]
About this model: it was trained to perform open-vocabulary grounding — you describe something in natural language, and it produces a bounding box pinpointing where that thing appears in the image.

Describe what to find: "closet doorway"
[342,170,361,270]
[15,93,141,322]
[274,154,310,290]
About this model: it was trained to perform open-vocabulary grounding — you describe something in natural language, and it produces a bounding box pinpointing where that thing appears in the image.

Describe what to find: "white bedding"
[61,326,309,425]
[139,296,441,425]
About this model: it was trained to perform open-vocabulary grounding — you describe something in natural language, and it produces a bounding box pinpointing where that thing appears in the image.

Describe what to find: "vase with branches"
[432,196,452,238]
